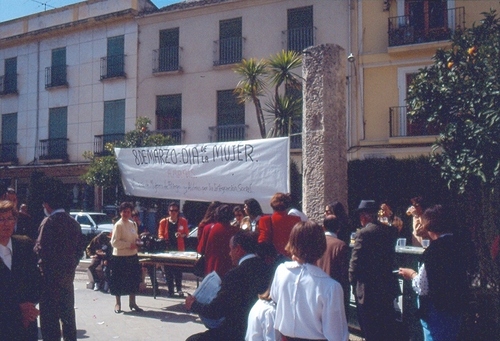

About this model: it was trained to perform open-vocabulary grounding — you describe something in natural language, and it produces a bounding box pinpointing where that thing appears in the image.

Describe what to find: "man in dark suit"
[317,214,350,315]
[185,230,270,341]
[349,200,400,341]
[0,200,41,341]
[34,178,82,341]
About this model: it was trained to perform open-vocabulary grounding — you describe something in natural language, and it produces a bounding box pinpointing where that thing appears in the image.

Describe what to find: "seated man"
[185,231,270,341]
[86,232,112,291]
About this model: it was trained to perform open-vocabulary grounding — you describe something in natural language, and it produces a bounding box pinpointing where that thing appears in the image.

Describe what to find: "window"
[287,6,314,52]
[46,107,68,159]
[46,48,67,87]
[102,36,125,79]
[156,28,180,72]
[1,113,17,162]
[215,90,245,142]
[103,99,125,145]
[216,18,242,65]
[156,94,181,130]
[1,58,17,94]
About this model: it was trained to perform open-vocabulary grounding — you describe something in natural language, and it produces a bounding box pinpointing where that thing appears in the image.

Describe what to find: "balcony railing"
[0,75,17,95]
[38,138,69,161]
[153,129,184,145]
[389,106,439,137]
[153,46,181,73]
[93,133,125,156]
[388,7,465,47]
[209,124,248,142]
[45,65,68,88]
[0,143,18,164]
[283,26,316,52]
[213,37,244,66]
[100,55,125,79]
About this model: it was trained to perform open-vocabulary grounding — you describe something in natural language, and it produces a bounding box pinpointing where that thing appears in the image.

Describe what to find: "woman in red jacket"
[258,193,301,257]
[158,202,189,297]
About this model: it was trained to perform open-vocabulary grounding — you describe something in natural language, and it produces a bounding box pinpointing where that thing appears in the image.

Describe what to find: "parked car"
[70,212,114,242]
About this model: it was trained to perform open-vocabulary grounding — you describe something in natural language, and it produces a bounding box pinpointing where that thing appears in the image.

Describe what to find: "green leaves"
[407,10,500,193]
[234,50,303,139]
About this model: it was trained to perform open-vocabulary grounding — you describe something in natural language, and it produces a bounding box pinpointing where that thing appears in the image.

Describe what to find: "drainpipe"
[35,41,40,164]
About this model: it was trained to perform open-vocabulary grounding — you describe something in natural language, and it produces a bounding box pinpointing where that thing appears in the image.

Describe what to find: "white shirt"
[270,261,349,341]
[245,299,279,341]
[0,239,13,270]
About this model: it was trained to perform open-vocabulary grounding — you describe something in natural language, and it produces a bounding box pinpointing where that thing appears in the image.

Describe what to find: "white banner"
[115,137,290,210]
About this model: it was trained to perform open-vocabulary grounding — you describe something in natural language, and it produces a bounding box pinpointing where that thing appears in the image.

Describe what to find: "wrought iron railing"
[0,143,18,163]
[213,37,243,66]
[93,133,125,156]
[283,26,316,52]
[100,55,125,79]
[388,7,465,47]
[153,46,181,73]
[45,65,68,88]
[153,129,184,145]
[389,106,439,137]
[38,138,69,161]
[0,75,17,95]
[209,124,248,142]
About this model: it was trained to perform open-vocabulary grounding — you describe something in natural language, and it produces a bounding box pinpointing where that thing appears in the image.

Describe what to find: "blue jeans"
[419,298,462,341]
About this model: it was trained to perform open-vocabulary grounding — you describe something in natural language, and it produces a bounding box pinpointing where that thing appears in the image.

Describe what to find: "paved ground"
[47,261,364,340]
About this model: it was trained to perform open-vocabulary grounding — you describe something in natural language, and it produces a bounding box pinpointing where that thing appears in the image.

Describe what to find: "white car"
[70,212,114,238]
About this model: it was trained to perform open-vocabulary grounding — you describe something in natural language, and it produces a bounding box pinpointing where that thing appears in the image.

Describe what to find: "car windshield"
[90,214,113,225]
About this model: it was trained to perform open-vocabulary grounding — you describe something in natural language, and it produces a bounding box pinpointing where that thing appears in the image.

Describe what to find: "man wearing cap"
[349,200,400,341]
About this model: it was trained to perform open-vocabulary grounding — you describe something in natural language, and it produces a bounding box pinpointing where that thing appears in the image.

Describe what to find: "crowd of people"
[0,180,474,341]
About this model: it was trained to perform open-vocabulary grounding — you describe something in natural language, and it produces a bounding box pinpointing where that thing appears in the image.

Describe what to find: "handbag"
[193,255,206,278]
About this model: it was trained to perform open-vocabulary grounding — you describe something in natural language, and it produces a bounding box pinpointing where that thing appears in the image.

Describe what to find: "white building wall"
[137,0,349,144]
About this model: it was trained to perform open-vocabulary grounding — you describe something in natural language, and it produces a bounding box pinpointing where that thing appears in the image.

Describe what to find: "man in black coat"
[0,200,41,341]
[349,200,400,341]
[35,179,82,341]
[185,230,270,341]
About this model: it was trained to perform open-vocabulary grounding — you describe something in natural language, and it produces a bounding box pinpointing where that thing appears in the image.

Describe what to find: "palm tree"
[266,50,303,137]
[233,58,268,138]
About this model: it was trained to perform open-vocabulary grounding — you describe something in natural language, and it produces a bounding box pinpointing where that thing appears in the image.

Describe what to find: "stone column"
[302,44,347,223]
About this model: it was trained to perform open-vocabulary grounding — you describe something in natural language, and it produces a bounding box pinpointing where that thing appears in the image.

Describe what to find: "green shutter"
[49,107,67,139]
[2,113,17,143]
[160,28,179,47]
[104,100,125,135]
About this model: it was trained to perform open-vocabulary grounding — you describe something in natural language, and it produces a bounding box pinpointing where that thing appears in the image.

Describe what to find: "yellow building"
[349,0,499,160]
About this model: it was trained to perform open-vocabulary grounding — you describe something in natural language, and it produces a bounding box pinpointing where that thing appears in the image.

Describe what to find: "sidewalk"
[74,260,364,340]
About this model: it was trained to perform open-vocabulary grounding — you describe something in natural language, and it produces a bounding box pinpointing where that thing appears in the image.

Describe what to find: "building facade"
[350,0,499,159]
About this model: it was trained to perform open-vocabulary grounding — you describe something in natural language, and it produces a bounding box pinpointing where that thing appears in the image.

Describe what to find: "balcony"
[45,65,68,88]
[389,106,439,137]
[153,46,182,73]
[213,37,244,66]
[283,26,316,52]
[0,143,18,164]
[0,75,17,95]
[93,133,125,156]
[388,7,465,47]
[153,129,184,145]
[100,55,125,80]
[209,124,248,142]
[38,138,69,162]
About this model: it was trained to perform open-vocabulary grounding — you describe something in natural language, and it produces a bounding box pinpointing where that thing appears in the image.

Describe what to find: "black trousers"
[40,274,77,341]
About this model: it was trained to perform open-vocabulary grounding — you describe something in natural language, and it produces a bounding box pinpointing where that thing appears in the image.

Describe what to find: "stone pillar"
[302,44,347,223]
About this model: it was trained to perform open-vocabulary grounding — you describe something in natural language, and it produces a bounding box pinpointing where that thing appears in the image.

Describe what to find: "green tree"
[407,11,500,333]
[407,10,500,194]
[234,50,303,138]
[81,117,174,196]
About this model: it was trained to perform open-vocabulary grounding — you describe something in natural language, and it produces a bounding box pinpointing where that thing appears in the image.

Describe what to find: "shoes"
[177,290,185,298]
[114,305,122,314]
[129,305,144,312]
[93,283,100,291]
